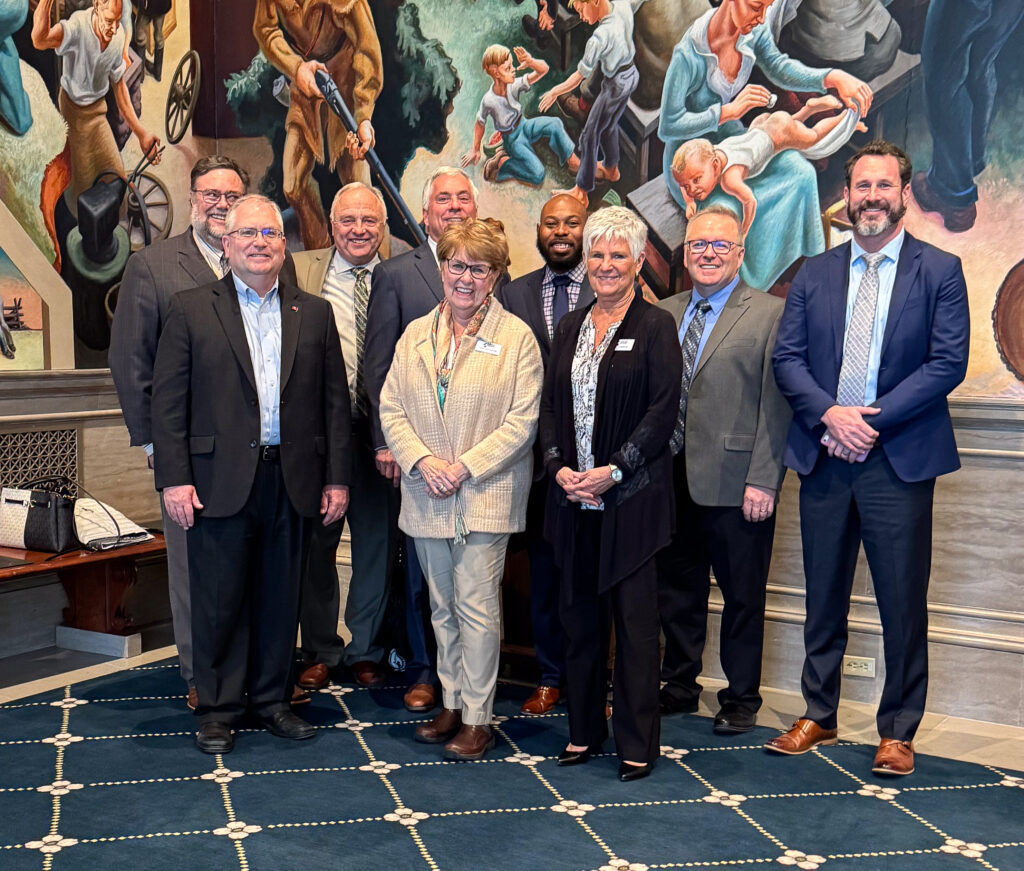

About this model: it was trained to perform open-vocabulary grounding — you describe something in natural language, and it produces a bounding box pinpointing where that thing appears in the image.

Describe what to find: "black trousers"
[560,511,660,763]
[798,449,935,740]
[526,479,564,687]
[188,457,307,725]
[657,453,776,713]
[300,419,396,669]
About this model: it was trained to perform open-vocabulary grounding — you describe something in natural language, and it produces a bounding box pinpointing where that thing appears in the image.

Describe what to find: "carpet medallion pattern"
[0,660,1022,870]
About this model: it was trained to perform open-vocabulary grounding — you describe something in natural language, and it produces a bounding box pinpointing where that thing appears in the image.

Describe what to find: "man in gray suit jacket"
[110,155,249,707]
[496,193,593,715]
[656,206,791,734]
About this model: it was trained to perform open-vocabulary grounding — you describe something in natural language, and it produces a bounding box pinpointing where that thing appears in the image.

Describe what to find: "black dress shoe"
[618,761,653,782]
[659,691,699,715]
[196,722,234,754]
[557,743,604,766]
[713,707,756,734]
[261,710,315,740]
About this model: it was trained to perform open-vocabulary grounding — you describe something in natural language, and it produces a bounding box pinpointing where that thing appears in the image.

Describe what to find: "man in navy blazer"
[769,141,969,776]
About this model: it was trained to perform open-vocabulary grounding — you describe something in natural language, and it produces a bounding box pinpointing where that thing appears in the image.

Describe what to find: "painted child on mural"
[461,44,579,186]
[672,95,865,237]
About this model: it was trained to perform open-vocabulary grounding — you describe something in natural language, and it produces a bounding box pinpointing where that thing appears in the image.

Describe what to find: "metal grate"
[0,429,79,496]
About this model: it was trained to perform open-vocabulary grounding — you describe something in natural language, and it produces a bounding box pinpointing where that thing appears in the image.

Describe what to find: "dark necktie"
[551,272,571,337]
[352,267,370,416]
[669,298,713,455]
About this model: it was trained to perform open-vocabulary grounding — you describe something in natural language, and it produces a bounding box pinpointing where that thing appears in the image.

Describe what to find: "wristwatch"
[608,464,623,484]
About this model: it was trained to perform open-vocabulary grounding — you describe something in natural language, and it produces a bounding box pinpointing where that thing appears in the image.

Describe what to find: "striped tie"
[669,298,712,455]
[836,252,886,406]
[352,267,370,416]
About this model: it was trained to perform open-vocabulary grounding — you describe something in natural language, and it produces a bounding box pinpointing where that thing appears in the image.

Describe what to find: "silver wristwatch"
[608,463,623,484]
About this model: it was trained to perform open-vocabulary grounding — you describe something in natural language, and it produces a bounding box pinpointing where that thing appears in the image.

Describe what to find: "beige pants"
[415,532,510,726]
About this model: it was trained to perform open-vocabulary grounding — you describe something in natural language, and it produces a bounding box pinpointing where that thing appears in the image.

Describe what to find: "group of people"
[109,138,969,783]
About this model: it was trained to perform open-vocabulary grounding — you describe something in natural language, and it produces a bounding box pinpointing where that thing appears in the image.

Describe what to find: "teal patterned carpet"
[1,658,1022,871]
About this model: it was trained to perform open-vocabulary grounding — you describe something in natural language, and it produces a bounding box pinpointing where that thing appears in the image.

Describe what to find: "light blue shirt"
[844,229,905,406]
[678,275,740,364]
[233,275,282,446]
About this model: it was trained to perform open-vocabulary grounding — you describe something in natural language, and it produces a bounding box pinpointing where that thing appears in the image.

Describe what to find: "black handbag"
[0,477,80,553]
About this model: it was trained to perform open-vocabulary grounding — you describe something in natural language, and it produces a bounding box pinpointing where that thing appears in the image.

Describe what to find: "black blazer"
[151,274,351,519]
[540,294,682,594]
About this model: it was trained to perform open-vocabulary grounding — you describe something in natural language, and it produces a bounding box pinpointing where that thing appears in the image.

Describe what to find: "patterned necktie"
[551,272,571,338]
[352,267,370,416]
[669,298,712,455]
[836,252,886,406]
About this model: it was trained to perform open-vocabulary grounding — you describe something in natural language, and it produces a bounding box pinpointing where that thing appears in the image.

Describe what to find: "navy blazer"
[772,232,970,483]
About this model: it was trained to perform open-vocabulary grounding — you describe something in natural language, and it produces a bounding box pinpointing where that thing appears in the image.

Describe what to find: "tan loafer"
[298,662,329,690]
[520,686,559,715]
[872,738,914,776]
[404,683,437,713]
[764,718,838,755]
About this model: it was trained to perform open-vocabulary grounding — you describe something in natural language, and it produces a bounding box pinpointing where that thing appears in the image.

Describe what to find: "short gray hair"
[331,182,387,220]
[421,166,479,214]
[685,204,743,241]
[224,194,284,233]
[582,206,647,261]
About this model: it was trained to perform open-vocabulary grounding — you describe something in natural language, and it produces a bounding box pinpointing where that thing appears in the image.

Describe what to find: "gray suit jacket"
[658,282,791,506]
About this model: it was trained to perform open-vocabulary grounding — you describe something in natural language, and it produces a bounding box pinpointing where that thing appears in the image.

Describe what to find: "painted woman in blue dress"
[658,0,872,289]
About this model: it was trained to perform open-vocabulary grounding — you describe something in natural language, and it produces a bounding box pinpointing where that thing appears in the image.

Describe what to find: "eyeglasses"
[684,240,742,255]
[227,227,286,241]
[192,189,242,206]
[444,260,493,280]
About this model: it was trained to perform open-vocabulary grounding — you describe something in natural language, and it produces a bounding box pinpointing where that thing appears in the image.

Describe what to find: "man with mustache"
[496,193,593,714]
[769,141,970,776]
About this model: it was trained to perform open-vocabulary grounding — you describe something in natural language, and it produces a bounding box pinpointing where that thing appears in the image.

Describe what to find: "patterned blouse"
[571,310,622,511]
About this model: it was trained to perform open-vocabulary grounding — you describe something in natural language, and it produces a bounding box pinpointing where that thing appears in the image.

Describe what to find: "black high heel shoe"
[618,760,653,782]
[557,743,604,766]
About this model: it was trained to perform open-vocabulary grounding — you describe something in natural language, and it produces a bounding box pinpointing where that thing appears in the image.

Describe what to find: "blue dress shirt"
[233,275,282,446]
[678,275,740,364]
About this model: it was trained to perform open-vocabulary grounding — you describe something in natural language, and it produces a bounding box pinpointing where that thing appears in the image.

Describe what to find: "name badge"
[615,338,635,352]
[475,339,502,356]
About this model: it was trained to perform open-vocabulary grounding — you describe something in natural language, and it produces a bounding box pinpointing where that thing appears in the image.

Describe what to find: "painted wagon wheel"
[992,258,1024,382]
[165,50,201,145]
[121,171,173,251]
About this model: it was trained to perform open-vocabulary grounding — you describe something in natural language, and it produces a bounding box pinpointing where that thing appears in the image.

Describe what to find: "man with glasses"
[656,205,791,734]
[152,195,351,754]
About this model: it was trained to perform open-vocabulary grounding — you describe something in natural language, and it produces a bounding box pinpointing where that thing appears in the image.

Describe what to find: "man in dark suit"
[769,141,970,776]
[152,195,351,754]
[110,155,249,709]
[497,193,592,715]
[293,182,395,692]
[365,166,512,714]
[656,206,791,734]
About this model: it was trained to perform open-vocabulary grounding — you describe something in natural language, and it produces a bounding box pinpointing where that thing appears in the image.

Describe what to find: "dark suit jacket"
[151,275,351,519]
[659,282,790,506]
[109,229,297,447]
[772,233,970,483]
[363,240,509,449]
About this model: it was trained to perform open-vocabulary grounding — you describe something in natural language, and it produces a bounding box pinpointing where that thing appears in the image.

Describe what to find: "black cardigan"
[539,293,682,594]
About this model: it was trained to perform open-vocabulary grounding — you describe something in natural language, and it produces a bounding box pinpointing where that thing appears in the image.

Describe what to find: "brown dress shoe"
[415,708,462,744]
[520,686,559,715]
[764,718,838,755]
[872,738,914,776]
[291,685,311,705]
[186,687,198,711]
[444,724,495,760]
[404,683,437,712]
[352,660,386,687]
[298,663,329,690]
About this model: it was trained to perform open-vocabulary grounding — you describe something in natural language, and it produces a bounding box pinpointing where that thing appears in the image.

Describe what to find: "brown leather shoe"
[291,685,311,705]
[444,724,495,760]
[415,708,462,744]
[764,718,838,755]
[352,660,386,687]
[520,685,559,715]
[872,738,914,776]
[404,683,437,713]
[298,663,329,690]
[186,687,198,711]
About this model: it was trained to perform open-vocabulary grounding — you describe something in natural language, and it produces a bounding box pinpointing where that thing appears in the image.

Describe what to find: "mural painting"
[0,0,1023,400]
[0,248,45,370]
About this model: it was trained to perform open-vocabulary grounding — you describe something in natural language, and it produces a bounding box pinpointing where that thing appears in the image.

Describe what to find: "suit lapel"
[523,271,550,352]
[829,244,853,372]
[309,250,331,296]
[413,243,444,303]
[279,283,303,390]
[880,234,922,358]
[179,231,219,286]
[211,275,257,392]
[694,283,750,378]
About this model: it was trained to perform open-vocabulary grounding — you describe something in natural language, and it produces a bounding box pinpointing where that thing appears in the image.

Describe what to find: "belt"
[259,445,281,462]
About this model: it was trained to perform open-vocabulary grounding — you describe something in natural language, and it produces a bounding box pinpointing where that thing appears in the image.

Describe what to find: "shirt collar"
[427,237,440,266]
[232,272,279,304]
[851,227,905,267]
[193,227,224,261]
[690,274,740,315]
[331,249,380,275]
[544,260,587,286]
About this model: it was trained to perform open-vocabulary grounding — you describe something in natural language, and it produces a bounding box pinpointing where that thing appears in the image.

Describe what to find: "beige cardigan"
[380,298,543,539]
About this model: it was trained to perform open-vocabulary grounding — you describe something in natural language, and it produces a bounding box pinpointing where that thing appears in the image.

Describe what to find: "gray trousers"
[132,12,166,54]
[415,532,510,725]
[160,496,192,687]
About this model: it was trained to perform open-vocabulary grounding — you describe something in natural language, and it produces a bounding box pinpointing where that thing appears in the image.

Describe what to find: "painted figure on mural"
[0,0,32,135]
[461,44,579,187]
[130,0,171,82]
[31,0,161,216]
[658,0,872,289]
[254,0,384,251]
[671,95,864,237]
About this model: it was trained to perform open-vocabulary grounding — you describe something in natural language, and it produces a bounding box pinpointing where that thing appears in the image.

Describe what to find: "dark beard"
[535,234,583,271]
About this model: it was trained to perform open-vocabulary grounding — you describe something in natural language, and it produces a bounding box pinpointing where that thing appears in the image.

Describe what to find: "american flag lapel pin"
[291,305,299,312]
